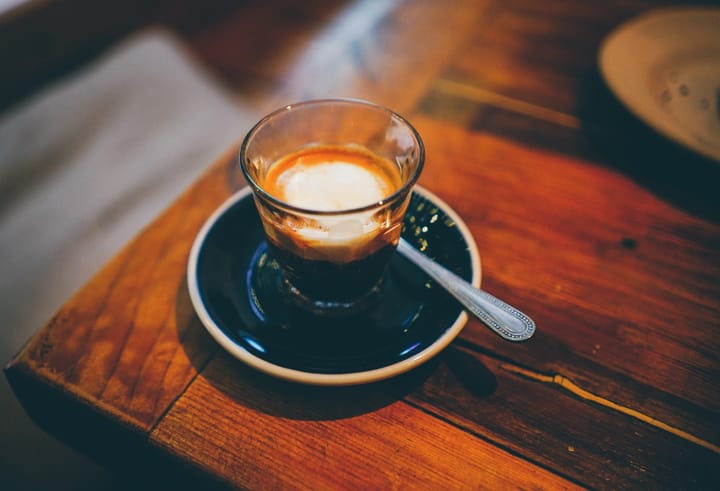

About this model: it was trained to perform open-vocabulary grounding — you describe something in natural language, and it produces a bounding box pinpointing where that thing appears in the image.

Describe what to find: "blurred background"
[0,0,354,489]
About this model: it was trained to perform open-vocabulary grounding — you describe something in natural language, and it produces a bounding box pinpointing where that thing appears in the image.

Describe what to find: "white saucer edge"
[186,185,481,386]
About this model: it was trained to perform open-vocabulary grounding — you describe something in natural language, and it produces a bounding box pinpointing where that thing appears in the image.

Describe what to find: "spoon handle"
[397,238,536,342]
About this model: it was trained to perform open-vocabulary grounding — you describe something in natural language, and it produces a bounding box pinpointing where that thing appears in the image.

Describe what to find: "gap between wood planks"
[501,363,720,455]
[433,78,718,455]
[434,78,583,130]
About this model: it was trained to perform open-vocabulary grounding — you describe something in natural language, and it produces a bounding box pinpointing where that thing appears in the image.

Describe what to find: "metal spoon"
[397,238,536,342]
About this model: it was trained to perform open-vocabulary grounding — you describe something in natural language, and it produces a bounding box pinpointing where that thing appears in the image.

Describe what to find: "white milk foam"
[263,151,401,262]
[276,161,389,211]
[279,162,388,254]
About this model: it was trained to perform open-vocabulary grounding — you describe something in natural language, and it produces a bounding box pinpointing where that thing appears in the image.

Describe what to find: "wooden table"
[5,0,720,489]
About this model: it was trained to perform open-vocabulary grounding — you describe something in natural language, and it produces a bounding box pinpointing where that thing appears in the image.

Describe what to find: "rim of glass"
[239,98,425,216]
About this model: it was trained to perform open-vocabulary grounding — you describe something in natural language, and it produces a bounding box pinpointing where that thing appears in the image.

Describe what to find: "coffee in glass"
[240,99,424,315]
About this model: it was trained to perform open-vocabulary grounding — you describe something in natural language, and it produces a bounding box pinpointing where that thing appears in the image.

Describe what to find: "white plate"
[599,7,720,162]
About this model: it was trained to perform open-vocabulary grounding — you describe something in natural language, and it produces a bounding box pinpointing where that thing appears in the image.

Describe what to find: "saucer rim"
[187,185,481,386]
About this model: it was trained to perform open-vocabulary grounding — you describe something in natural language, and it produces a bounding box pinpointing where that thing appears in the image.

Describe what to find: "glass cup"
[239,99,424,315]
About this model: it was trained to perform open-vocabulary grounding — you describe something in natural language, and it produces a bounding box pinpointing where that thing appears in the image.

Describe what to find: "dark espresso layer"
[266,239,396,303]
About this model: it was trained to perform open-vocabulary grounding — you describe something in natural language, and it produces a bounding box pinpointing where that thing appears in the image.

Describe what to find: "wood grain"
[4,0,720,489]
[151,351,583,490]
[6,150,237,431]
[413,116,720,415]
[8,118,718,489]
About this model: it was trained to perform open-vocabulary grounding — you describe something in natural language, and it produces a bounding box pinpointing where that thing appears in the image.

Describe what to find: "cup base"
[282,276,384,317]
[248,242,386,321]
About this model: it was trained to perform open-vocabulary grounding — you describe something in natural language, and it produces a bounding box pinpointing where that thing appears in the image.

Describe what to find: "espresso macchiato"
[256,145,407,304]
[240,99,424,314]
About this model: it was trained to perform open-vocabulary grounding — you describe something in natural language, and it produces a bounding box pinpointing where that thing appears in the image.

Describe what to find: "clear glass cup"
[239,99,424,315]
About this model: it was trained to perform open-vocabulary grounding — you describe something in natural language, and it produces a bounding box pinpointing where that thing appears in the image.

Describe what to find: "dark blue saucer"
[187,186,480,385]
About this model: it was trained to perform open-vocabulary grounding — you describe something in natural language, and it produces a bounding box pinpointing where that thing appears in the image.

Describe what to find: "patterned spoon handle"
[397,238,536,342]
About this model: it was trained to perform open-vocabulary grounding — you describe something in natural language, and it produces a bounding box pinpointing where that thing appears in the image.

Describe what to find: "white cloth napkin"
[0,29,254,352]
